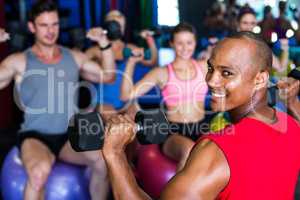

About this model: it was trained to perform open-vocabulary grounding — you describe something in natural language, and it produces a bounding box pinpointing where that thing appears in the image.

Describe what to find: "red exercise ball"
[136,144,177,198]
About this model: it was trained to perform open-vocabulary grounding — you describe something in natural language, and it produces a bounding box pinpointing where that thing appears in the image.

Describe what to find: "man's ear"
[28,22,35,34]
[254,70,269,91]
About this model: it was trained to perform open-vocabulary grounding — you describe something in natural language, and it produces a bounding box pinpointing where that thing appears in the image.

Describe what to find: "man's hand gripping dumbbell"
[68,109,170,152]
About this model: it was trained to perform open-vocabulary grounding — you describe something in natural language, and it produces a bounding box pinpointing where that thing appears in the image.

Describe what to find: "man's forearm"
[103,151,152,200]
[100,44,116,75]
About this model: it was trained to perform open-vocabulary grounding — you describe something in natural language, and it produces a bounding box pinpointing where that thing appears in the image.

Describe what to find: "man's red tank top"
[198,111,300,200]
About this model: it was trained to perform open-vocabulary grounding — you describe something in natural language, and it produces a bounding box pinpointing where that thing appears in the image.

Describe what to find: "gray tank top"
[17,46,79,134]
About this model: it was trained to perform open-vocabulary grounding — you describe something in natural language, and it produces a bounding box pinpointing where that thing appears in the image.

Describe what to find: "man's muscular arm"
[0,54,25,89]
[103,115,230,200]
[73,27,115,83]
[0,29,26,89]
[160,140,230,200]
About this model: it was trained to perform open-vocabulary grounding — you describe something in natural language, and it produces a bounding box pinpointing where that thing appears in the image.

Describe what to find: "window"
[157,0,179,26]
[237,0,293,19]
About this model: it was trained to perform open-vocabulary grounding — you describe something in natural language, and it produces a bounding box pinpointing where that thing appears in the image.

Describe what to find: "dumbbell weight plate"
[68,112,105,152]
[135,109,169,144]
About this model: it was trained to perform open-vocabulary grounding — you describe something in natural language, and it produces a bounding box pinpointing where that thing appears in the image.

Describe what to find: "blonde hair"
[105,10,125,21]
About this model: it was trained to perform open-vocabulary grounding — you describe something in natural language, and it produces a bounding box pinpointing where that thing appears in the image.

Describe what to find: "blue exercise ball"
[1,147,90,200]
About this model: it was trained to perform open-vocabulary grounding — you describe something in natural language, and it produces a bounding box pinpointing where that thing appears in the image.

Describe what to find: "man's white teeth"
[212,92,226,98]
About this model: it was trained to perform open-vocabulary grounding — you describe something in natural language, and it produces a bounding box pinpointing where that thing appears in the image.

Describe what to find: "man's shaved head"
[207,31,273,113]
[213,31,272,74]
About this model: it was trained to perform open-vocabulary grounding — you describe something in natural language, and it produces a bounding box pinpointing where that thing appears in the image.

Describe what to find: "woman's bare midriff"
[166,101,205,123]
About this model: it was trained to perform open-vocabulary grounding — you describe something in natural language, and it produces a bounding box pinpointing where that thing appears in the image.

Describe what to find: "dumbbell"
[134,29,162,38]
[288,67,300,80]
[123,47,151,60]
[68,109,170,152]
[103,20,123,41]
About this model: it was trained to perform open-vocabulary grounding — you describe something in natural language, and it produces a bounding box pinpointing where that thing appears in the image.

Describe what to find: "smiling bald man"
[102,32,300,200]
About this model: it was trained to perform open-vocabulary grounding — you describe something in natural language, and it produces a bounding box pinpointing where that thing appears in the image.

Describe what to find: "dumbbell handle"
[123,47,151,60]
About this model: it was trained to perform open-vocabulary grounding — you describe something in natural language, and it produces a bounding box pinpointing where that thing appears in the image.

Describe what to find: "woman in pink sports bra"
[121,22,212,170]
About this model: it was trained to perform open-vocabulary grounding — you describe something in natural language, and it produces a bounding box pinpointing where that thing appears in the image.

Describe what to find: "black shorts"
[17,131,68,156]
[168,113,216,141]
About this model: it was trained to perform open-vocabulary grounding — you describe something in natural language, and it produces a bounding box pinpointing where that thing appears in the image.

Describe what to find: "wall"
[0,0,13,129]
[178,0,214,37]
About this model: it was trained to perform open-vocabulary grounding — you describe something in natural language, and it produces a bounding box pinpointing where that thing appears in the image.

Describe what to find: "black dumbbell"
[68,109,170,152]
[288,67,300,80]
[103,20,123,41]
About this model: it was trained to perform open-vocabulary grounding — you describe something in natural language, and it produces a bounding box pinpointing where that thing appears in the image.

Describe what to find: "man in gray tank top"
[0,1,115,200]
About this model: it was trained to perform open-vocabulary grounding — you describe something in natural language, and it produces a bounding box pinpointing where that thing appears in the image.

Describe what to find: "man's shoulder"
[65,47,85,67]
[4,52,26,67]
[8,51,26,60]
[204,124,237,138]
[59,46,75,55]
[190,138,228,167]
[67,47,84,58]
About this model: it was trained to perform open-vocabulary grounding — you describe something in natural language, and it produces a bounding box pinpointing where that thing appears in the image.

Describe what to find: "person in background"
[237,6,289,74]
[85,10,158,120]
[103,31,300,200]
[259,5,276,44]
[277,77,300,122]
[0,1,115,199]
[121,22,212,170]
